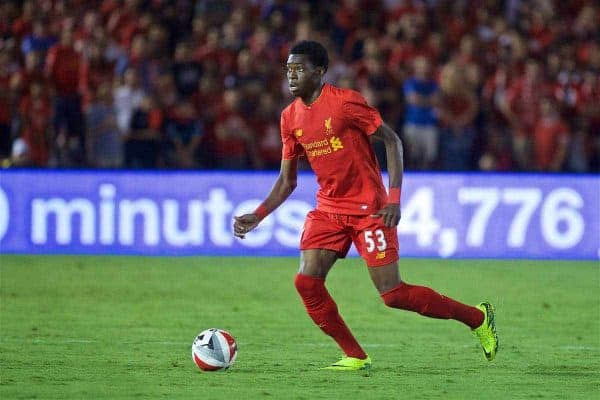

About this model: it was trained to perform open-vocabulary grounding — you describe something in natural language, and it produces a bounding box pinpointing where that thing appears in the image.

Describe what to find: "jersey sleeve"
[342,90,383,136]
[280,111,304,160]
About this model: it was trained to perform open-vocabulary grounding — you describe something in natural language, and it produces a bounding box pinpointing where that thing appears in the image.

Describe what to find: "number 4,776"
[398,187,585,250]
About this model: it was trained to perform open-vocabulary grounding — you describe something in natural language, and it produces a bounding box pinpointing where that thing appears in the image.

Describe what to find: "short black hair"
[289,40,329,72]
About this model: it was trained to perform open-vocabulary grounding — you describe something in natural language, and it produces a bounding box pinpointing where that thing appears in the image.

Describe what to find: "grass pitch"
[0,255,598,399]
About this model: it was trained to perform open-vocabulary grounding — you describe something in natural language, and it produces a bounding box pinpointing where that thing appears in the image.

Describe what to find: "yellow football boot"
[322,355,372,372]
[472,302,499,361]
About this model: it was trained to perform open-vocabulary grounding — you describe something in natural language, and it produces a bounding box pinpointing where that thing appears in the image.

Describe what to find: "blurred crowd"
[0,0,598,172]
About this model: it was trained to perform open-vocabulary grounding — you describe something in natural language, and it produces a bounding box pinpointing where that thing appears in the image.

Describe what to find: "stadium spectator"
[105,0,142,50]
[482,63,511,128]
[190,74,221,168]
[116,33,154,91]
[387,12,430,81]
[478,124,513,172]
[79,40,115,108]
[123,94,162,169]
[213,87,263,170]
[578,69,600,132]
[152,72,178,113]
[567,118,591,173]
[0,50,12,160]
[532,97,570,172]
[11,51,45,98]
[85,82,121,168]
[45,27,84,166]
[8,0,34,41]
[17,80,51,167]
[114,67,144,135]
[578,70,600,171]
[225,48,264,103]
[437,61,479,171]
[499,59,550,171]
[20,18,57,56]
[354,41,396,118]
[331,0,362,54]
[73,9,101,49]
[193,27,235,77]
[251,91,282,170]
[401,56,439,170]
[171,41,203,99]
[164,100,204,169]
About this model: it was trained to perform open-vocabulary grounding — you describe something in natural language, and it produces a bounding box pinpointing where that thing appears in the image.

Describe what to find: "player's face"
[286,54,322,98]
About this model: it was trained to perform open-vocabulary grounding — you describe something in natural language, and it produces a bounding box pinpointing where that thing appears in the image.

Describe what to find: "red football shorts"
[299,209,399,267]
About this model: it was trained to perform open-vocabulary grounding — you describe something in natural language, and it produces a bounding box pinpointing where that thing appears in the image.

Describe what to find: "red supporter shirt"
[46,44,81,96]
[19,95,51,166]
[533,117,569,171]
[213,110,249,158]
[0,71,10,124]
[506,78,549,131]
[280,84,386,215]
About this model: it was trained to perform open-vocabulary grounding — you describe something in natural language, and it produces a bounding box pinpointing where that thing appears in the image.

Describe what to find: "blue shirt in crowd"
[403,78,439,126]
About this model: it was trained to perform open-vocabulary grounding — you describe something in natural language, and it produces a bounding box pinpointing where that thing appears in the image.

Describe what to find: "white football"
[192,328,238,371]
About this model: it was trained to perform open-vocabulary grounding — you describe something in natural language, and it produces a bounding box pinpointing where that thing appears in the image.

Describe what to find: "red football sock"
[381,282,484,329]
[294,274,367,359]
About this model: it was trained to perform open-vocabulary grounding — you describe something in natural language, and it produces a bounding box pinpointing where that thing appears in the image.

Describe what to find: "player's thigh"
[367,262,401,294]
[351,215,399,268]
[299,249,338,278]
[351,216,401,293]
[298,210,352,278]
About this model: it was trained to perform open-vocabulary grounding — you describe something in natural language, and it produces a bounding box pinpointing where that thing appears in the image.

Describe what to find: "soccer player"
[233,41,498,371]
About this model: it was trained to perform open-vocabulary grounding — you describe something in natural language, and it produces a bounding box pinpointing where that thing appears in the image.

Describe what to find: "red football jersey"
[280,84,386,215]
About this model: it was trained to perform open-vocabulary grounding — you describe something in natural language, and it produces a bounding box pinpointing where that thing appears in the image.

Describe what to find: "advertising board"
[0,170,597,259]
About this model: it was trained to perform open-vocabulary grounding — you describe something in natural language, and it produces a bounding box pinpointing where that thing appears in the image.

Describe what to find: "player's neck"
[300,83,325,106]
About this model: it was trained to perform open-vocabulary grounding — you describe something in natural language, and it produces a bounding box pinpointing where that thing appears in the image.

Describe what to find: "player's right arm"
[233,157,298,239]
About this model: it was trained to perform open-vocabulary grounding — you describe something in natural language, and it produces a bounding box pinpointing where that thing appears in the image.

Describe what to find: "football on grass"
[192,328,238,371]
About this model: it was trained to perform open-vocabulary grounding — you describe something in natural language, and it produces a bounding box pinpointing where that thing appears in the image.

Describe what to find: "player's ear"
[315,67,325,77]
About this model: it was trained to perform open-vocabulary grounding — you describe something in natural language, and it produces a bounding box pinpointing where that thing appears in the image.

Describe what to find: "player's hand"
[372,203,401,228]
[233,214,261,239]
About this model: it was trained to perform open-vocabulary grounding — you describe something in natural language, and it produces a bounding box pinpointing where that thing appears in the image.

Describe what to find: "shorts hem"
[299,246,348,259]
[365,256,399,268]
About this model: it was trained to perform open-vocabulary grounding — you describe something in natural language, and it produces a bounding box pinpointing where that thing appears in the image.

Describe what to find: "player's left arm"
[371,122,404,227]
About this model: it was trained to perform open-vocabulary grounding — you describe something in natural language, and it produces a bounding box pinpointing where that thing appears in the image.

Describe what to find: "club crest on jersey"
[329,136,343,151]
[324,117,333,135]
[295,129,303,137]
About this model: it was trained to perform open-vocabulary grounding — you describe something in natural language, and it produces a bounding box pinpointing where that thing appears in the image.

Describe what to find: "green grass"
[0,256,598,399]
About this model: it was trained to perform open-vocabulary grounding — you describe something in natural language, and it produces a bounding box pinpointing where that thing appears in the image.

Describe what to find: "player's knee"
[295,274,330,310]
[294,273,324,297]
[380,282,408,308]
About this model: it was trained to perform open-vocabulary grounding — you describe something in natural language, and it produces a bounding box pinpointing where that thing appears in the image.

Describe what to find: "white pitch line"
[559,345,600,351]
